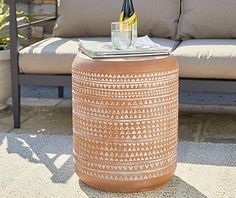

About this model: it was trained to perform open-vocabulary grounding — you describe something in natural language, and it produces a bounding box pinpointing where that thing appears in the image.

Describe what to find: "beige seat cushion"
[19,37,179,74]
[173,39,236,79]
[19,38,79,74]
[53,0,180,39]
[177,0,236,39]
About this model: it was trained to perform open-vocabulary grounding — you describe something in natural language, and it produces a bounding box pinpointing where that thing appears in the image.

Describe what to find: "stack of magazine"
[79,36,170,59]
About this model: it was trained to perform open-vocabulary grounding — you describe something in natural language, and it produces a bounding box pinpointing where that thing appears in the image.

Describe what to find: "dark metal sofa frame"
[7,0,236,128]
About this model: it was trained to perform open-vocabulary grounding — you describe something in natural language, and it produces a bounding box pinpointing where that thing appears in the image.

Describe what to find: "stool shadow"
[5,133,74,184]
[79,176,207,198]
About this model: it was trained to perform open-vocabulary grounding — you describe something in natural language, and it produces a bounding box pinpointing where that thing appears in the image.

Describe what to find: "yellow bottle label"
[119,11,124,22]
[123,12,137,27]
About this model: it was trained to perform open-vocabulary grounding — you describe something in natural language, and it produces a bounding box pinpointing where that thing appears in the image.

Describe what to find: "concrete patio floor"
[0,87,236,198]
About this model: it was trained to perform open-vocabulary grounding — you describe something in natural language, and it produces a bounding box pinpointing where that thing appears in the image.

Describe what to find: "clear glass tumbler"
[111,22,132,50]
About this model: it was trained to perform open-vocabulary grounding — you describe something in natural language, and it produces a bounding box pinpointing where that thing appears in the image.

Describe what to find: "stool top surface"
[73,53,178,74]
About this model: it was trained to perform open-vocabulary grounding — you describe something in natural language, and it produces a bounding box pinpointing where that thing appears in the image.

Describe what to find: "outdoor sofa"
[7,0,236,128]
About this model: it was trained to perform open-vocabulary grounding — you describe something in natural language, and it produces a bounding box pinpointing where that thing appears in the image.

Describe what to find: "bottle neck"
[123,0,130,20]
[129,0,135,13]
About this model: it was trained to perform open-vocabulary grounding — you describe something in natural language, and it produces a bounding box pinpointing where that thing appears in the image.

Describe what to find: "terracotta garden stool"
[72,53,179,192]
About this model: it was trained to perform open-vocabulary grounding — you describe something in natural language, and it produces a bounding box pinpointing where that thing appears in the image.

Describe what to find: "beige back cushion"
[53,0,180,39]
[177,0,236,39]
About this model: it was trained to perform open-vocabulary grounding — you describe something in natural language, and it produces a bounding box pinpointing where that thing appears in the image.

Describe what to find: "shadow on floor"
[0,133,5,145]
[79,176,207,198]
[3,132,236,186]
[5,133,74,184]
[178,141,236,167]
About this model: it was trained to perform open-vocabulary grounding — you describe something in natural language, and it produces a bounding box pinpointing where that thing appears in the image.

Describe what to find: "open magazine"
[78,36,170,59]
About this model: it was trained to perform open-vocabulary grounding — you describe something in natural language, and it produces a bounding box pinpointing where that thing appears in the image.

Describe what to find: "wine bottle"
[119,0,138,45]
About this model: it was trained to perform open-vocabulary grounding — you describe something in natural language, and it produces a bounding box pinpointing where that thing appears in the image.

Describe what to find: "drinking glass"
[111,22,132,50]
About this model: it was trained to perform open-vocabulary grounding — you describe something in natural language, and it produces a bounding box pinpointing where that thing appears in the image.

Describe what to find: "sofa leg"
[58,86,64,98]
[12,84,21,129]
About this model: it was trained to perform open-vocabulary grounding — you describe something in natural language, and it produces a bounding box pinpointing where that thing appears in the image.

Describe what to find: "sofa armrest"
[18,17,57,29]
[7,0,58,74]
[6,0,57,30]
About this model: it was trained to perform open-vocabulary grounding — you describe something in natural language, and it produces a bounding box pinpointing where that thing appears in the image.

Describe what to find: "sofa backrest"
[177,0,236,40]
[53,0,180,39]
